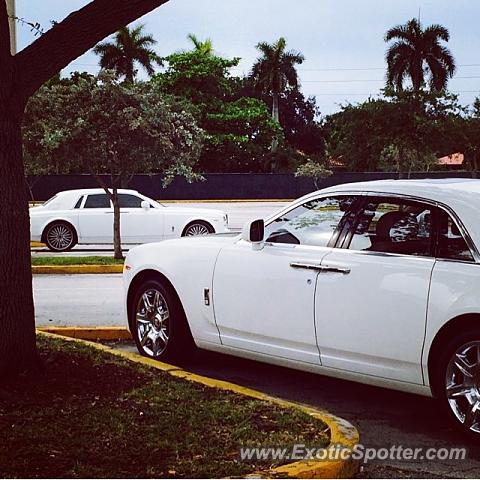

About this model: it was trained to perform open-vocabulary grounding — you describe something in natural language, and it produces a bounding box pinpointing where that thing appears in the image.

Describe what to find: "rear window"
[84,194,111,209]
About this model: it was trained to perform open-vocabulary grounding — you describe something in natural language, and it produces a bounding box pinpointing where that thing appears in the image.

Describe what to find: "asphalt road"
[31,201,289,257]
[33,273,480,478]
[34,274,124,326]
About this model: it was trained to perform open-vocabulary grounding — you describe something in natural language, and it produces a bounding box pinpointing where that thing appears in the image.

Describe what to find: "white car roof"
[305,179,480,252]
[43,189,143,210]
[56,188,139,197]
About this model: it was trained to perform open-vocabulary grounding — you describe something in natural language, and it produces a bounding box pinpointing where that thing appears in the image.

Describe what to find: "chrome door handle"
[290,261,323,271]
[290,261,350,275]
[320,265,351,275]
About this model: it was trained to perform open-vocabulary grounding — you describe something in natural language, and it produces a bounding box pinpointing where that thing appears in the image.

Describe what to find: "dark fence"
[27,171,475,201]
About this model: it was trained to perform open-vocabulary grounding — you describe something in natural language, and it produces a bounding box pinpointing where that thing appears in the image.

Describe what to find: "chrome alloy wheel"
[445,341,480,433]
[184,223,210,236]
[46,224,74,250]
[135,288,170,357]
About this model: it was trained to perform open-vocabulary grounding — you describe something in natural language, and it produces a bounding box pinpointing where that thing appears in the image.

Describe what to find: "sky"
[16,0,480,115]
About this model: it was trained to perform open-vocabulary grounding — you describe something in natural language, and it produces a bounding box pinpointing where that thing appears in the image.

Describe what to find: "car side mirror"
[141,201,150,211]
[242,219,264,249]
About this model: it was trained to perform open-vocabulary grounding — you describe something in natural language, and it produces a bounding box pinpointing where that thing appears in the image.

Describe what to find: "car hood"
[128,231,239,255]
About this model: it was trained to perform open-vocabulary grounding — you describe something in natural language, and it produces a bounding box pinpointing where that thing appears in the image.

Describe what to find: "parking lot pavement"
[34,274,124,326]
[30,201,290,257]
[34,273,480,477]
[161,348,480,478]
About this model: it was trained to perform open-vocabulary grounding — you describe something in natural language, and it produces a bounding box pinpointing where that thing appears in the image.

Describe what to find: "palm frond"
[384,18,455,92]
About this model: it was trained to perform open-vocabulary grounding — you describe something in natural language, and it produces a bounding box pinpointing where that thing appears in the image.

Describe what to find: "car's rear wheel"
[435,329,480,438]
[130,278,195,362]
[44,222,77,252]
[182,220,213,237]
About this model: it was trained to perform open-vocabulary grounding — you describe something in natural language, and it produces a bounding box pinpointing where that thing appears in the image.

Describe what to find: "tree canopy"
[23,73,203,257]
[94,24,162,83]
[385,18,456,92]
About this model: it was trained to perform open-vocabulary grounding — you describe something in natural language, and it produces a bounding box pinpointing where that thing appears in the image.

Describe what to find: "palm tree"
[187,33,213,55]
[385,18,456,92]
[94,24,162,83]
[250,37,305,124]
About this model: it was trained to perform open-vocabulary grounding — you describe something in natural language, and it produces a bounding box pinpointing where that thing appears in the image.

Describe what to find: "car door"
[78,193,113,243]
[117,193,164,243]
[314,195,436,384]
[213,195,361,365]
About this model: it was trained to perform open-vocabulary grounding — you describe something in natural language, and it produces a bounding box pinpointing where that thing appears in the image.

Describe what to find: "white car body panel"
[422,259,480,384]
[124,179,480,398]
[30,188,229,245]
[213,240,331,364]
[125,235,238,345]
[314,248,434,384]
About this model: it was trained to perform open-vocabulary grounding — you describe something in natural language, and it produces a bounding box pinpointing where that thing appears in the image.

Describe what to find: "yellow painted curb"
[32,265,123,274]
[37,327,132,341]
[37,329,360,478]
[30,241,45,247]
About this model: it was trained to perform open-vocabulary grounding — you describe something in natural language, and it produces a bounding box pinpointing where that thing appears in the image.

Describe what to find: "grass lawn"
[31,256,124,266]
[0,336,329,478]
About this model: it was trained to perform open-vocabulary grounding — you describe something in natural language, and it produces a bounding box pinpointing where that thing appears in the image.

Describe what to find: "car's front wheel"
[182,220,213,237]
[130,278,195,362]
[436,329,480,438]
[44,222,77,252]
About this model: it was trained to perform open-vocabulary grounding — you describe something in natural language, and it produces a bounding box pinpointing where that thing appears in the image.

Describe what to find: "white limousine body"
[124,179,480,437]
[30,188,229,251]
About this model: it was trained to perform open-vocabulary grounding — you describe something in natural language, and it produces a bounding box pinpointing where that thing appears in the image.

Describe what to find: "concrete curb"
[37,328,360,478]
[32,265,123,274]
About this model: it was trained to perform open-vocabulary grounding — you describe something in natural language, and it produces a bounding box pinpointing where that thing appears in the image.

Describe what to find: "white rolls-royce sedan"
[124,179,480,437]
[30,188,229,251]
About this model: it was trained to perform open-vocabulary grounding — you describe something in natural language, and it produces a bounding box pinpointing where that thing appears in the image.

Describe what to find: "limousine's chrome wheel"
[135,288,170,358]
[131,279,196,362]
[445,341,480,434]
[45,222,76,252]
[183,221,212,237]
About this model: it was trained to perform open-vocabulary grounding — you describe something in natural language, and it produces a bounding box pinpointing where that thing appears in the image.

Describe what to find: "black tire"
[43,222,77,252]
[130,278,195,362]
[432,328,480,439]
[182,220,214,237]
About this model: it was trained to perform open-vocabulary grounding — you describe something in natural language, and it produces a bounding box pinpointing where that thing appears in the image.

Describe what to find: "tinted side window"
[74,196,84,209]
[264,196,357,247]
[349,199,433,257]
[118,194,143,208]
[84,194,110,209]
[436,210,474,262]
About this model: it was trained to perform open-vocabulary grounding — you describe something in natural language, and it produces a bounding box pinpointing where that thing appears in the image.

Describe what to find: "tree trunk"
[270,92,280,155]
[0,113,38,378]
[472,154,479,179]
[111,189,123,260]
[271,92,279,123]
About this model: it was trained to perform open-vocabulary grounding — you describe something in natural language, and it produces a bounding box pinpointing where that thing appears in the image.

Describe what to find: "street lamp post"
[6,0,16,54]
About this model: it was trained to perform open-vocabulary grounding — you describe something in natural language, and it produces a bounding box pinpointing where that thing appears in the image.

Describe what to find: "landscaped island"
[0,336,329,478]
